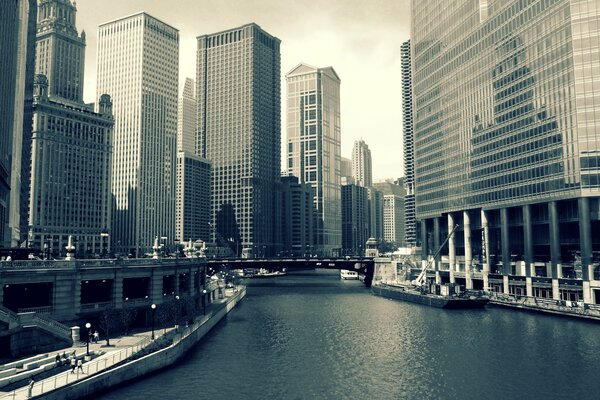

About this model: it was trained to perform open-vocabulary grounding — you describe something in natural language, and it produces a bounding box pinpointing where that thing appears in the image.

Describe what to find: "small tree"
[183,296,196,324]
[120,304,138,335]
[98,308,120,346]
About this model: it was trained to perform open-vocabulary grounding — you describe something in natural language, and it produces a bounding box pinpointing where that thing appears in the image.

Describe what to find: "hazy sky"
[76,0,411,180]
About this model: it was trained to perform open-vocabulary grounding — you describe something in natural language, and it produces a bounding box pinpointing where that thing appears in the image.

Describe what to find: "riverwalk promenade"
[0,287,245,399]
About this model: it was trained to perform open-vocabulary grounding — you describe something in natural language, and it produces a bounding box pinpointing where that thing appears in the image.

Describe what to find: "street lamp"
[202,289,207,315]
[151,304,156,340]
[85,322,91,356]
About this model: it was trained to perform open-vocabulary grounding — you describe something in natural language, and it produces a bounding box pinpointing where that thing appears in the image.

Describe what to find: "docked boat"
[340,269,359,280]
[372,282,488,309]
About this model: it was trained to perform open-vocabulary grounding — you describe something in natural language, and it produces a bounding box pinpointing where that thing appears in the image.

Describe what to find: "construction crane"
[412,224,460,287]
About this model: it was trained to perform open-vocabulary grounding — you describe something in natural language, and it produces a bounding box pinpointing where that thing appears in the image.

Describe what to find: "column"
[433,217,441,284]
[578,197,592,304]
[113,270,123,309]
[481,209,490,291]
[500,208,510,294]
[548,201,561,300]
[420,219,429,269]
[448,213,456,284]
[523,204,533,297]
[150,269,164,305]
[463,211,473,289]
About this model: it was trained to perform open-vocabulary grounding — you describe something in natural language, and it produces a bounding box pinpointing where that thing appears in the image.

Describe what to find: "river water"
[97,269,600,400]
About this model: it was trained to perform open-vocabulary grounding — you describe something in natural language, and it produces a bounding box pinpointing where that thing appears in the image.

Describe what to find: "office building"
[280,175,315,257]
[197,23,281,257]
[177,77,196,153]
[401,40,417,247]
[341,184,370,256]
[368,187,384,242]
[1,0,37,248]
[383,194,405,248]
[352,139,372,187]
[176,152,211,244]
[411,0,600,303]
[29,78,114,257]
[97,13,179,257]
[341,157,352,181]
[286,63,342,256]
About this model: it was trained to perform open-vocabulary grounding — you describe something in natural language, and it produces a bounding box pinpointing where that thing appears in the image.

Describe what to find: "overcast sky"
[76,0,411,181]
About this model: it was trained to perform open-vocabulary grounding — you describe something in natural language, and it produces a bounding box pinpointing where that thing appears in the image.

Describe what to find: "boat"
[372,282,488,309]
[340,269,359,280]
[251,268,287,278]
[371,224,488,309]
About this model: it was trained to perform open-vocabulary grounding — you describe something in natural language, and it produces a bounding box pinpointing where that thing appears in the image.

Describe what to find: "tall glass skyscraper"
[97,13,179,257]
[197,23,281,257]
[411,0,600,304]
[286,63,342,257]
[352,139,372,188]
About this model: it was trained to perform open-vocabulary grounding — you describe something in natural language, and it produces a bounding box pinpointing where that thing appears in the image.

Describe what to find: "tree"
[120,304,137,335]
[98,308,120,346]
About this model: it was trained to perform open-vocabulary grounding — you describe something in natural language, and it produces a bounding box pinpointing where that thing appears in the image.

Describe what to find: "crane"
[412,224,459,287]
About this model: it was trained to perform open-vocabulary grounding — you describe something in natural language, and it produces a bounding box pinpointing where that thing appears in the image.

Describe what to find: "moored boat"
[340,269,359,280]
[251,268,287,278]
[372,282,488,309]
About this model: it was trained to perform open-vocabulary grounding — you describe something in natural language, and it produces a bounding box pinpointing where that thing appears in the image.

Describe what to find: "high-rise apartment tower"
[352,139,372,188]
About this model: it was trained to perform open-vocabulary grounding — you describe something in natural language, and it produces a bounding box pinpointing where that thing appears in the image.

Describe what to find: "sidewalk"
[0,292,237,399]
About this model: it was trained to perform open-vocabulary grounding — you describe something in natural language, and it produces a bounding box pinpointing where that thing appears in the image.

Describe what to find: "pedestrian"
[70,356,77,373]
[93,330,99,343]
[77,358,84,374]
[55,353,61,367]
[62,352,68,366]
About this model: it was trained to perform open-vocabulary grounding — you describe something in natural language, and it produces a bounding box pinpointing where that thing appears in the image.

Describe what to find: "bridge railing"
[0,257,205,271]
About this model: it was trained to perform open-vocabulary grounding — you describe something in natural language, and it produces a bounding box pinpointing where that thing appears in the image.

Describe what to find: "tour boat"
[252,268,287,278]
[340,269,359,280]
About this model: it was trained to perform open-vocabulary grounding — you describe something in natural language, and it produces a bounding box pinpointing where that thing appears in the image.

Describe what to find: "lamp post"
[85,322,91,356]
[151,304,156,340]
[202,289,207,315]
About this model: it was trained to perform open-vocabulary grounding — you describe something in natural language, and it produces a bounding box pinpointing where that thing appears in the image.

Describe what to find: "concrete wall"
[38,288,246,400]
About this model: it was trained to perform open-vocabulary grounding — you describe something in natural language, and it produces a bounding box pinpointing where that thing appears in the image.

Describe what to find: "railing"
[0,257,205,271]
[16,306,52,314]
[80,302,113,311]
[17,312,71,339]
[0,335,153,399]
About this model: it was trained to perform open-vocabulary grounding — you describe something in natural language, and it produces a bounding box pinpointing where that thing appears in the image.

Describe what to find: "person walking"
[70,356,77,373]
[55,353,61,367]
[77,358,84,374]
[27,377,34,398]
[93,330,99,343]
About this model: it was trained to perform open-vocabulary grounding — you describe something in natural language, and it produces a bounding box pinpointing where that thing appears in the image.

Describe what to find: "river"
[96,269,600,400]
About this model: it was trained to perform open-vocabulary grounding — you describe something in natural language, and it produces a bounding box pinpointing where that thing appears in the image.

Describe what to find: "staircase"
[0,306,71,341]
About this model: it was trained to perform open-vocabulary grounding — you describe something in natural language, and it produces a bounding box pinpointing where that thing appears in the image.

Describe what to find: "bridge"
[207,257,374,286]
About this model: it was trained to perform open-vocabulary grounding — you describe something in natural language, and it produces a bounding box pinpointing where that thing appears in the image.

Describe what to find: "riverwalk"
[0,287,245,399]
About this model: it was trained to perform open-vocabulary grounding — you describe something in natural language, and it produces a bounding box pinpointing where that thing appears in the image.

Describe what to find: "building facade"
[341,184,370,256]
[340,156,352,181]
[280,175,315,257]
[97,13,179,257]
[176,152,211,244]
[401,40,417,247]
[411,0,600,303]
[177,77,196,154]
[197,23,281,257]
[286,63,342,257]
[368,187,384,242]
[382,194,405,248]
[352,139,372,188]
[29,77,113,257]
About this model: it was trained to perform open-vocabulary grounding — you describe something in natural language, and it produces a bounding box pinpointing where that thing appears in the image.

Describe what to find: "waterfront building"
[401,40,417,248]
[29,77,114,257]
[197,23,281,257]
[97,13,179,257]
[280,175,315,257]
[176,152,211,244]
[286,63,342,257]
[341,184,370,256]
[177,77,196,154]
[411,0,600,303]
[352,139,372,188]
[0,0,36,248]
[383,194,405,248]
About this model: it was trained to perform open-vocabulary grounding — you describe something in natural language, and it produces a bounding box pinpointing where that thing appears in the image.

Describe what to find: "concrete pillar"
[481,209,490,291]
[548,201,561,278]
[582,281,592,305]
[503,275,509,295]
[463,211,473,289]
[151,270,163,305]
[552,278,560,301]
[523,204,533,277]
[578,197,592,281]
[113,270,123,309]
[500,208,511,276]
[187,266,194,293]
[448,213,456,284]
[174,267,180,296]
[420,219,429,268]
[526,276,533,297]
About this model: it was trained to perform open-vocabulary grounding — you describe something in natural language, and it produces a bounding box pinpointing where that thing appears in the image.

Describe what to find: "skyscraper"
[35,0,85,102]
[177,77,196,154]
[97,13,179,257]
[197,23,281,257]
[352,139,372,188]
[341,183,369,256]
[0,0,35,248]
[286,63,342,257]
[400,40,417,247]
[411,0,600,302]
